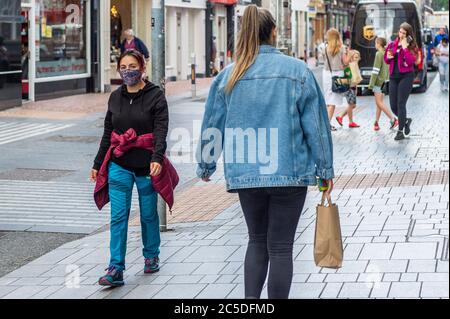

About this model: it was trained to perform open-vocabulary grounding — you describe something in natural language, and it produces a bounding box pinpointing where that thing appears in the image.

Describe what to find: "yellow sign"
[45,26,52,38]
[41,17,47,37]
[363,25,376,41]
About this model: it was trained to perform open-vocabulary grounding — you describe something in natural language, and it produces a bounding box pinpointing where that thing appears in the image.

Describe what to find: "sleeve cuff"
[151,153,164,165]
[93,162,101,171]
[196,165,216,179]
[316,167,335,180]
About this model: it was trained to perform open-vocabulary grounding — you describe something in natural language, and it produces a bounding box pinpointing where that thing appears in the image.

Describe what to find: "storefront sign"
[36,59,87,78]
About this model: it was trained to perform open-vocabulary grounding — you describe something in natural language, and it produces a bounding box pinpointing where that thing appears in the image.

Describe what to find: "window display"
[35,0,87,78]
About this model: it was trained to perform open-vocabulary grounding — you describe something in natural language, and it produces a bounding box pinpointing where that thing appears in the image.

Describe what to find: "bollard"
[191,53,196,99]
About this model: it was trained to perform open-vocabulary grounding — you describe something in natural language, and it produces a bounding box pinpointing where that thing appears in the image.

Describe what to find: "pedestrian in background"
[435,36,449,92]
[434,27,448,48]
[322,28,356,130]
[335,49,361,128]
[91,49,172,287]
[120,29,150,61]
[368,37,398,131]
[197,5,334,299]
[384,22,419,141]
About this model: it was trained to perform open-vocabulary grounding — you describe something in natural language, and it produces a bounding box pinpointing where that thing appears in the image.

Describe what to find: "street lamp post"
[151,0,168,232]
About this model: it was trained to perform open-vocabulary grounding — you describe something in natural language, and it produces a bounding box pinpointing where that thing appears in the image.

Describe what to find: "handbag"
[314,192,344,268]
[325,48,350,93]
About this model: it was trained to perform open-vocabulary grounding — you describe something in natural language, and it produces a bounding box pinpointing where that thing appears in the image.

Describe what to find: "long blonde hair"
[225,5,276,93]
[326,28,342,56]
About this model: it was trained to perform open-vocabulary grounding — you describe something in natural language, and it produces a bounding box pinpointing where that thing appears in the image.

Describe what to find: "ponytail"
[225,5,275,93]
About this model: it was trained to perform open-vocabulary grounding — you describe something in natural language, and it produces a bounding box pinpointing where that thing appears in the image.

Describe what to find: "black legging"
[237,187,307,299]
[389,73,414,131]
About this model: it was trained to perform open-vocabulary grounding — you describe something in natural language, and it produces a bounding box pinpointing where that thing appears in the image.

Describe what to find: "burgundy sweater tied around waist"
[94,128,179,211]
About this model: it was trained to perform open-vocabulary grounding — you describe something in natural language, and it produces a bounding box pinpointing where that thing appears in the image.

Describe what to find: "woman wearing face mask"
[91,49,171,287]
[384,22,419,141]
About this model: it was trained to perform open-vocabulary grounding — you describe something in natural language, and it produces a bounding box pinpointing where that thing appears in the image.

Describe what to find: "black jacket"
[93,81,169,173]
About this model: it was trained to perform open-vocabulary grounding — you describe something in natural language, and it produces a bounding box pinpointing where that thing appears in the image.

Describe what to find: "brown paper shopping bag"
[314,193,344,268]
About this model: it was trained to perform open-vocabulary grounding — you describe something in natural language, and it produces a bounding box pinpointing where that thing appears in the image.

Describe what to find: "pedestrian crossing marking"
[0,121,74,146]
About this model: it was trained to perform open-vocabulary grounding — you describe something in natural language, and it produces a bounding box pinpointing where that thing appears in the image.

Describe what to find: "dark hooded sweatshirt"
[93,81,169,175]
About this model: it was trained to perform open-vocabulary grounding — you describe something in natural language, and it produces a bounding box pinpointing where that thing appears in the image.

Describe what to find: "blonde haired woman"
[197,5,334,299]
[323,28,359,130]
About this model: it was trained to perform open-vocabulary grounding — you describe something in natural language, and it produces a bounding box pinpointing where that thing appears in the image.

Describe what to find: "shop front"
[0,0,98,108]
[34,0,92,100]
[0,0,24,110]
[204,0,236,77]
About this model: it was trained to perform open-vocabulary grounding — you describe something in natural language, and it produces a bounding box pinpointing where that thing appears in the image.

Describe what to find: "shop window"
[35,0,87,78]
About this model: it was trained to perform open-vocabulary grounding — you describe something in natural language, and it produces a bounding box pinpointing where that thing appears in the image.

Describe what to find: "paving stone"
[338,283,372,298]
[289,283,325,299]
[367,260,408,273]
[123,284,165,299]
[320,283,342,299]
[3,286,45,299]
[421,281,449,298]
[391,243,437,259]
[152,284,207,299]
[192,263,228,275]
[388,282,421,298]
[196,284,236,299]
[370,282,392,298]
[418,273,449,282]
[359,243,395,260]
[158,262,201,275]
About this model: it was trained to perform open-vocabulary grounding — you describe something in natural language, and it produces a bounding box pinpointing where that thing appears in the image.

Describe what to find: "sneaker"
[374,122,380,131]
[404,118,412,136]
[349,122,360,128]
[98,266,124,287]
[390,119,399,130]
[394,130,405,141]
[336,116,344,126]
[144,257,160,274]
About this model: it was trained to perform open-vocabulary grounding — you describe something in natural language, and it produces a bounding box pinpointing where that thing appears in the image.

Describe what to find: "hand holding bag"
[325,48,350,93]
[314,192,344,268]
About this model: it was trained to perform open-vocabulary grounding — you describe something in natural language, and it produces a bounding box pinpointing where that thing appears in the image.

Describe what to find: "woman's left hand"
[150,162,162,176]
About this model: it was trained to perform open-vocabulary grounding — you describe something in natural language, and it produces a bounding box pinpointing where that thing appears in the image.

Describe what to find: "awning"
[209,0,238,5]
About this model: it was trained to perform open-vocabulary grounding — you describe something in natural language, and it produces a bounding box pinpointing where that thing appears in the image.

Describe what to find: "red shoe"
[374,122,380,131]
[336,116,344,126]
[349,122,360,128]
[390,119,399,130]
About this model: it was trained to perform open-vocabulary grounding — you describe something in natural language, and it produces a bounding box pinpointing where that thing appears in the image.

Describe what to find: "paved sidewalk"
[0,73,448,299]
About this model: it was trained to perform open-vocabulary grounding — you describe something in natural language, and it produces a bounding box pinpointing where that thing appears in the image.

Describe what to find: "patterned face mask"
[119,69,143,86]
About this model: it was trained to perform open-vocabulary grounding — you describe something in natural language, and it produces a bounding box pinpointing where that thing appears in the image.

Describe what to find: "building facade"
[0,0,103,109]
[165,0,206,81]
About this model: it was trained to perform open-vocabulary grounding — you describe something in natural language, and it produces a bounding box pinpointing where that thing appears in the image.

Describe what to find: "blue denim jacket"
[196,45,334,191]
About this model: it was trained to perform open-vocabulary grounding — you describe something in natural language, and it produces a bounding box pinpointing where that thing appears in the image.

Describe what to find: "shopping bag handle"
[320,192,333,206]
